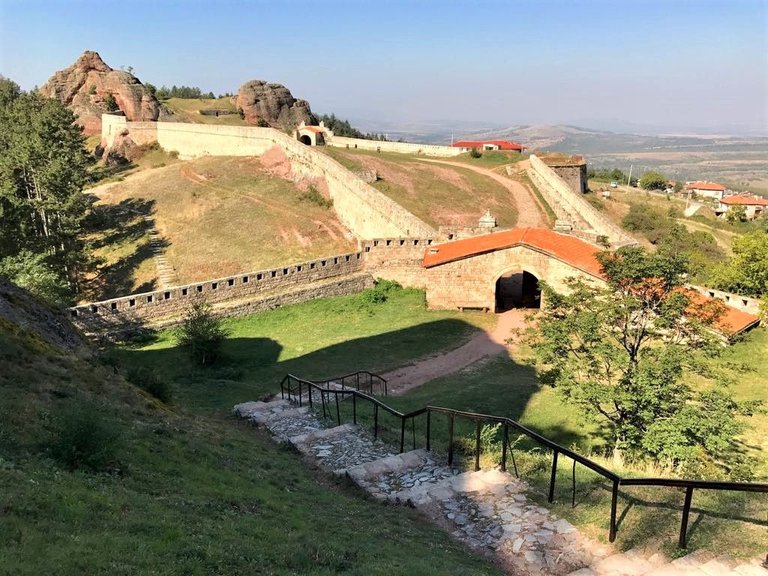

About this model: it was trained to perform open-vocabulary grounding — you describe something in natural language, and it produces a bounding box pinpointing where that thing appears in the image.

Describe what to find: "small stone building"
[294,121,329,146]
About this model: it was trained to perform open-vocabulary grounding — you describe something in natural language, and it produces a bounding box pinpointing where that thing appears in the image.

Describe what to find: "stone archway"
[299,134,312,146]
[495,270,541,312]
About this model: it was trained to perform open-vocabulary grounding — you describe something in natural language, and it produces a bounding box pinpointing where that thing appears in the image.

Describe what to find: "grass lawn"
[83,156,357,300]
[0,288,503,575]
[117,287,495,413]
[319,148,519,229]
[161,97,247,126]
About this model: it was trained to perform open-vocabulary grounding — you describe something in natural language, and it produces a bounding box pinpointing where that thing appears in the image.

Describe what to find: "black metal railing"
[277,374,768,549]
[308,370,388,396]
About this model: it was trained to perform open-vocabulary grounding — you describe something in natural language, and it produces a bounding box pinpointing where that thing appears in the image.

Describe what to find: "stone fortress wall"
[101,115,435,239]
[326,136,463,157]
[527,154,636,247]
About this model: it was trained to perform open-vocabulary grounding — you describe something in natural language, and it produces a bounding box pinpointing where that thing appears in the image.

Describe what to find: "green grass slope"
[0,284,502,575]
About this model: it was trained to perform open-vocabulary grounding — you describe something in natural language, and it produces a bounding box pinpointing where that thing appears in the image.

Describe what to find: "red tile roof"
[422,228,604,277]
[721,196,768,206]
[452,140,526,151]
[422,228,759,335]
[301,126,325,133]
[684,181,726,191]
[683,289,760,336]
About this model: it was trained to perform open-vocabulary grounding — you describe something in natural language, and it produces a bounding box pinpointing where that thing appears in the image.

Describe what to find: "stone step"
[291,423,396,474]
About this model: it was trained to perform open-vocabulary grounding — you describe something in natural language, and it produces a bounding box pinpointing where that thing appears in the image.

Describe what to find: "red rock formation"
[39,51,160,136]
[235,79,315,129]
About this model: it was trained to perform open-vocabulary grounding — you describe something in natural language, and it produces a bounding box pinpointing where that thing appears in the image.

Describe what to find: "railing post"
[335,394,341,425]
[308,384,313,409]
[374,404,379,438]
[426,411,431,451]
[447,414,455,466]
[474,420,482,471]
[609,479,619,543]
[298,380,303,407]
[501,422,508,472]
[352,393,357,425]
[571,459,577,508]
[412,418,416,450]
[400,418,406,453]
[548,449,559,503]
[679,486,694,548]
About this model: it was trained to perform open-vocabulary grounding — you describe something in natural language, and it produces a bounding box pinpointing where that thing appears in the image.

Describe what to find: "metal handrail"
[276,374,768,549]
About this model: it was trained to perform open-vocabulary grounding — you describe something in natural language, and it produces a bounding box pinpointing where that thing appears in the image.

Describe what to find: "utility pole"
[625,164,633,193]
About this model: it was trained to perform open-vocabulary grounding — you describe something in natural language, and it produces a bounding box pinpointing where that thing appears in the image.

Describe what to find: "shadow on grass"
[82,198,162,301]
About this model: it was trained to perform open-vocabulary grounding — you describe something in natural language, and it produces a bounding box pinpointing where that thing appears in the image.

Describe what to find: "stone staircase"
[143,216,177,288]
[234,397,767,576]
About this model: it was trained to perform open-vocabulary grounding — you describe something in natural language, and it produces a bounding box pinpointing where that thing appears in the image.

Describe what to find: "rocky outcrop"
[235,79,315,129]
[39,51,160,136]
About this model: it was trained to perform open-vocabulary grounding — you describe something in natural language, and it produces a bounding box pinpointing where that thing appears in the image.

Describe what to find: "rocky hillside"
[235,79,315,129]
[39,51,160,136]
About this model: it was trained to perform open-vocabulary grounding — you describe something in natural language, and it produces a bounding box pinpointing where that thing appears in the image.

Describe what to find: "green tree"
[104,92,119,112]
[710,231,768,297]
[639,170,667,190]
[0,79,92,292]
[176,301,229,366]
[725,205,747,224]
[528,246,758,476]
[0,250,71,306]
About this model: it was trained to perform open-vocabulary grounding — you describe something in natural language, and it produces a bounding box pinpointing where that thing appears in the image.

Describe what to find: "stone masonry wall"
[327,136,463,158]
[70,251,365,327]
[551,164,587,194]
[689,285,762,316]
[101,116,435,240]
[528,155,636,247]
[362,237,435,289]
[424,244,604,310]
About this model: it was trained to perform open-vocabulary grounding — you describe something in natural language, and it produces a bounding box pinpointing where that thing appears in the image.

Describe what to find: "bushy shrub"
[48,403,121,472]
[298,185,333,208]
[469,147,482,158]
[176,301,229,366]
[126,366,173,403]
[0,250,71,306]
[360,279,402,305]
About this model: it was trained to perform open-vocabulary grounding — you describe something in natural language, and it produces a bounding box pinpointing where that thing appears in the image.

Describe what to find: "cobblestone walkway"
[234,397,767,576]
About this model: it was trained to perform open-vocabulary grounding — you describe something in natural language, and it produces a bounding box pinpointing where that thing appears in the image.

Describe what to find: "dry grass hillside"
[83,156,356,301]
[161,97,247,126]
[320,148,522,229]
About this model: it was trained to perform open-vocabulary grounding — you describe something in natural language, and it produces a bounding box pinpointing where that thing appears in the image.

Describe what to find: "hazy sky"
[1,0,766,132]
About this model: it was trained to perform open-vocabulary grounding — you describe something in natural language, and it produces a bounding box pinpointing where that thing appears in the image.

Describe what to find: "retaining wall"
[101,116,435,240]
[528,155,636,247]
[327,136,463,157]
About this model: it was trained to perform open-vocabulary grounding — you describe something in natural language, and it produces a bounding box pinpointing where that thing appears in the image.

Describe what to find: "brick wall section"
[70,251,365,326]
[424,244,604,310]
[528,154,636,247]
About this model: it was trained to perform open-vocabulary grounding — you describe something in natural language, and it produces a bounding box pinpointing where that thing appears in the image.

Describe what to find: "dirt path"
[383,309,528,395]
[416,158,548,228]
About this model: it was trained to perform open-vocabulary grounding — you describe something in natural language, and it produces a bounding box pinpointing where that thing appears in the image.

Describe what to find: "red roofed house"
[684,181,727,200]
[452,140,526,153]
[293,121,328,146]
[716,195,768,220]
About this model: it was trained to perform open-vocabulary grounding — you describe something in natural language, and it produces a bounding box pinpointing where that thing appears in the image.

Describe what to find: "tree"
[528,246,758,476]
[0,79,92,294]
[639,170,667,190]
[176,301,229,366]
[104,92,119,112]
[725,205,747,224]
[710,231,768,297]
[0,250,71,306]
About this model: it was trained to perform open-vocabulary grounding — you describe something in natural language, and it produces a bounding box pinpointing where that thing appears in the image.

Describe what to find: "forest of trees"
[0,78,92,305]
[317,113,388,141]
[144,83,215,100]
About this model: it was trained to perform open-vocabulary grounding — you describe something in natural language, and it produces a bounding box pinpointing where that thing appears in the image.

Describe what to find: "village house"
[452,140,526,152]
[716,195,768,220]
[684,181,727,200]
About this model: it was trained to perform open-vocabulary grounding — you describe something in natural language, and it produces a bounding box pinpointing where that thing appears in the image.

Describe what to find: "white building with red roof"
[452,140,526,152]
[716,195,768,219]
[684,181,727,200]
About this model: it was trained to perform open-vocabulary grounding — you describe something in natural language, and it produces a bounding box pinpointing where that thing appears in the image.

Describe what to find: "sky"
[1,0,766,133]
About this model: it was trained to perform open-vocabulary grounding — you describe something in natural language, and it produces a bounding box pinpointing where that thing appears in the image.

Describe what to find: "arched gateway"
[421,228,605,312]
